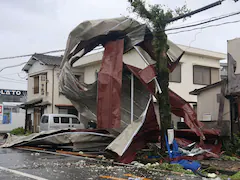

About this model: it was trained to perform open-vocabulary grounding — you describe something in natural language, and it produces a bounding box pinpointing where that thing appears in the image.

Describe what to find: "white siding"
[84,63,101,84]
[27,63,74,114]
[197,86,230,121]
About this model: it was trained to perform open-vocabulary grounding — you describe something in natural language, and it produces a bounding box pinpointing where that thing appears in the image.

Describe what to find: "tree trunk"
[154,31,172,150]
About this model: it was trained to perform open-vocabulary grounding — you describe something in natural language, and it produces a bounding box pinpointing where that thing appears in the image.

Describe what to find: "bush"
[10,127,27,135]
[222,133,240,156]
[231,171,240,180]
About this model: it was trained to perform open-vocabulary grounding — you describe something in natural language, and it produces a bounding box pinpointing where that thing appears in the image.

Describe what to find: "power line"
[167,10,233,28]
[0,10,239,61]
[167,19,240,35]
[0,49,65,61]
[0,72,25,76]
[0,79,27,84]
[165,10,240,32]
[0,76,26,82]
[17,73,28,79]
[0,47,103,61]
[0,62,27,73]
[166,0,225,23]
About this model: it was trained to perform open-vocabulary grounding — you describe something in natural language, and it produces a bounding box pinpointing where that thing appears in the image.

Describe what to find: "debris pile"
[1,17,235,178]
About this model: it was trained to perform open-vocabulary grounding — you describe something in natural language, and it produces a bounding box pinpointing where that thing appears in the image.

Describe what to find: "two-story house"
[21,54,82,132]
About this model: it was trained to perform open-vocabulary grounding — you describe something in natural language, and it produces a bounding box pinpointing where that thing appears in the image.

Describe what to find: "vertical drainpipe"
[131,73,134,123]
[52,66,56,113]
[230,97,234,141]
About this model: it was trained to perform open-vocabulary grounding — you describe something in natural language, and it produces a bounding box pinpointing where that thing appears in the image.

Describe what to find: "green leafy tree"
[128,0,189,148]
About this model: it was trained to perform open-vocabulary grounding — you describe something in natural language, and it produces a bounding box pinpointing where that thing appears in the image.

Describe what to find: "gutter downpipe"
[131,73,134,123]
[52,66,56,113]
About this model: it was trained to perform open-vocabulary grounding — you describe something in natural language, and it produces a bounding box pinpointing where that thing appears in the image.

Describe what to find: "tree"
[128,0,189,149]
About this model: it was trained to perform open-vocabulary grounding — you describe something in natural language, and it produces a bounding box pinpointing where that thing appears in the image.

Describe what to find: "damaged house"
[2,17,227,164]
[56,17,223,162]
[73,43,226,129]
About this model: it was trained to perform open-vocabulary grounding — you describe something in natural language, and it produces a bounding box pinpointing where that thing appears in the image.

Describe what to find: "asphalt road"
[0,134,203,180]
[0,148,205,180]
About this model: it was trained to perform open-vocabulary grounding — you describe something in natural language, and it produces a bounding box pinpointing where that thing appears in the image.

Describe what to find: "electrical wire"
[0,49,64,61]
[0,79,27,84]
[0,76,26,82]
[165,10,240,32]
[167,19,240,35]
[0,62,27,73]
[166,10,235,28]
[0,72,25,76]
[17,73,28,79]
[0,10,240,61]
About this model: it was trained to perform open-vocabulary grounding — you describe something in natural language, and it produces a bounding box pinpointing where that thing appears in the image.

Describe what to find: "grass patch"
[231,171,240,180]
[10,127,31,136]
[221,155,240,161]
[145,162,194,175]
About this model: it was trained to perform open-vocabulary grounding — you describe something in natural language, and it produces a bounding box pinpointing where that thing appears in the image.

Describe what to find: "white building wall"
[27,61,53,102]
[0,112,25,132]
[84,64,100,84]
[169,53,221,102]
[197,86,230,121]
[27,63,74,114]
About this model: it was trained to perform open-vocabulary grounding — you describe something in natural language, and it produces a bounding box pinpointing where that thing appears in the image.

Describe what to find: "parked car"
[39,114,85,132]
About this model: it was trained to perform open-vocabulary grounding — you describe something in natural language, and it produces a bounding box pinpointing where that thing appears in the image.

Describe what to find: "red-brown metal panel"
[97,39,124,129]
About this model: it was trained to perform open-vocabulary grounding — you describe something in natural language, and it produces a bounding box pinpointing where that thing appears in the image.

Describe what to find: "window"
[193,66,219,85]
[34,76,39,94]
[59,107,78,116]
[74,73,84,82]
[53,117,59,123]
[193,104,197,113]
[41,116,48,123]
[169,64,181,83]
[59,108,68,114]
[72,118,80,124]
[61,117,69,124]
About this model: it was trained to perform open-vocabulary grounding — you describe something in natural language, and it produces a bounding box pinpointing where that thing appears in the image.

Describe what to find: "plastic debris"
[131,161,145,168]
[207,173,217,178]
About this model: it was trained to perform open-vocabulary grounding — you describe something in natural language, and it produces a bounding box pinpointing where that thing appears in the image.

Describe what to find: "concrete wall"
[197,86,230,121]
[0,112,25,133]
[228,38,240,74]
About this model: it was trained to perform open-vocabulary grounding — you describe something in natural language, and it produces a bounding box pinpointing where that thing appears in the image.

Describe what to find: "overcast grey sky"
[0,0,239,90]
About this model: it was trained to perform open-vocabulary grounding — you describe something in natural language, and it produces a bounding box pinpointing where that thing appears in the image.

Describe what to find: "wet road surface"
[0,148,203,180]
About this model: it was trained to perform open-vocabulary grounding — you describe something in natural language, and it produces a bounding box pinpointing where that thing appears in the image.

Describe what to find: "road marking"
[0,166,48,180]
[124,174,151,180]
[99,175,127,180]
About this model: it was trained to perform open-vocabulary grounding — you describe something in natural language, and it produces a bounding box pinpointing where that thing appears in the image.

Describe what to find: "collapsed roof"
[60,17,183,68]
[58,17,208,161]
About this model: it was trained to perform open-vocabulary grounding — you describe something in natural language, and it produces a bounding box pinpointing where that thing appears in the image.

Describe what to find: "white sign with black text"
[0,90,23,96]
